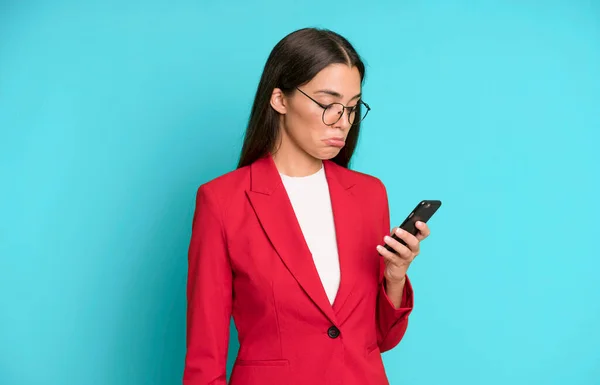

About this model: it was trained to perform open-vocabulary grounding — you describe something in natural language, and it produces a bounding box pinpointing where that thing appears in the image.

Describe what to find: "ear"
[270,88,288,114]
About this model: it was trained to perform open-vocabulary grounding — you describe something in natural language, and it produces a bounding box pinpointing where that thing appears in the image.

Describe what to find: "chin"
[312,148,342,160]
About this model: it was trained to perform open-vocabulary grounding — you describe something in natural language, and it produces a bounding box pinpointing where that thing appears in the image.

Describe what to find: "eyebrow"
[315,89,362,101]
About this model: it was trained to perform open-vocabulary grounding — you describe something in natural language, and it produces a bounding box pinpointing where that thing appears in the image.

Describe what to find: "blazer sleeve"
[375,180,415,353]
[183,185,232,385]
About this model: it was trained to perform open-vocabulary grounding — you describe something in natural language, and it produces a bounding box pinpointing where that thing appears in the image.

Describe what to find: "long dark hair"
[237,28,366,169]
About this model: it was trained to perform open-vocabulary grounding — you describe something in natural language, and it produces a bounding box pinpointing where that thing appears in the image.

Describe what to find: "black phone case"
[383,200,442,253]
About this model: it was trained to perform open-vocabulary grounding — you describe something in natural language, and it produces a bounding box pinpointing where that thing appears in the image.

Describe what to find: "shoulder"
[326,161,390,229]
[194,165,251,206]
[326,160,387,196]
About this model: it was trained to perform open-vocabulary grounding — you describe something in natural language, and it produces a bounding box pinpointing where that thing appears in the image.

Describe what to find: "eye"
[317,98,336,106]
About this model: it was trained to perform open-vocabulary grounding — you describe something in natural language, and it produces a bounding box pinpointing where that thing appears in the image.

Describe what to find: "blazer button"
[327,326,340,339]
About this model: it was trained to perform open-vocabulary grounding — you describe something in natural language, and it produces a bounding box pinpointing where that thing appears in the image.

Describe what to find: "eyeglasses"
[295,88,371,126]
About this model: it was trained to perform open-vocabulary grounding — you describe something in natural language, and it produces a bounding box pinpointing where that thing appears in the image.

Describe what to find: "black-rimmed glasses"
[296,88,370,126]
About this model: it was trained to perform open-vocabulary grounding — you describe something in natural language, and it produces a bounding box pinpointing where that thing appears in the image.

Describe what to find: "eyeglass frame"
[295,87,371,126]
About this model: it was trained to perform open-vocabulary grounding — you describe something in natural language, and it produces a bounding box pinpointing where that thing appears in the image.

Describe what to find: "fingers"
[377,242,408,266]
[381,234,414,260]
[415,221,430,240]
[380,221,431,261]
[393,228,420,254]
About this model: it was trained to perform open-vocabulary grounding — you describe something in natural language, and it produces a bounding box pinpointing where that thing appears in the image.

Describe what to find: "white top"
[280,165,340,305]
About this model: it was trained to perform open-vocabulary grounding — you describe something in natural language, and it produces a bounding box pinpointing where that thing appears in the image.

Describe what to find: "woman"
[183,27,431,385]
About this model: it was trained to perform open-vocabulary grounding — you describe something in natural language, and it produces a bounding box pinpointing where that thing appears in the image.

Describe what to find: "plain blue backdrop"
[1,1,599,384]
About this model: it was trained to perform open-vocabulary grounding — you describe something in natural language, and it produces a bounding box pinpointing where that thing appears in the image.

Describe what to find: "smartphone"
[383,200,442,253]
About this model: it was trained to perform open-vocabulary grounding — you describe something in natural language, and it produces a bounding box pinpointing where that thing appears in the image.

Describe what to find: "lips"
[323,138,345,148]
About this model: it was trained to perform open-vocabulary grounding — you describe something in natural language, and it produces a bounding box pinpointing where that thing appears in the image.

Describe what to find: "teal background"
[1,1,599,384]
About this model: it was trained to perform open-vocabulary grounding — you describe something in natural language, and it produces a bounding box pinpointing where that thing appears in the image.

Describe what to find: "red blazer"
[183,154,414,385]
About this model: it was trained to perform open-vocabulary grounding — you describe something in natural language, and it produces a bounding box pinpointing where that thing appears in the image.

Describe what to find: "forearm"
[384,276,406,309]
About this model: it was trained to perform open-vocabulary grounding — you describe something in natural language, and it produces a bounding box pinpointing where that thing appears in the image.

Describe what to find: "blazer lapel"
[245,155,339,326]
[323,161,365,314]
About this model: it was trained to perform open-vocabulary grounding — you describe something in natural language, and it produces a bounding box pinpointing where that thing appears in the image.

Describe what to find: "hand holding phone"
[383,200,441,253]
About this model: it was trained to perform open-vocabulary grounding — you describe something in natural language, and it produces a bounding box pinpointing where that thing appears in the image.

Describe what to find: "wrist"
[384,275,406,309]
[386,274,406,286]
[385,275,406,292]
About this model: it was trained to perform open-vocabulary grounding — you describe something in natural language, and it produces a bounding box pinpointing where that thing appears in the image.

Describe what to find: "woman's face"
[271,63,362,161]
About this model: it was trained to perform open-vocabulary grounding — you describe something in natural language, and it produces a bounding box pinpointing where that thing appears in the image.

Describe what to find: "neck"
[271,130,323,177]
[272,149,322,177]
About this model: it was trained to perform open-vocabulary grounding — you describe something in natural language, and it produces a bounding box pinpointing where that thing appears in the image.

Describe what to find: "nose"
[332,109,352,130]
